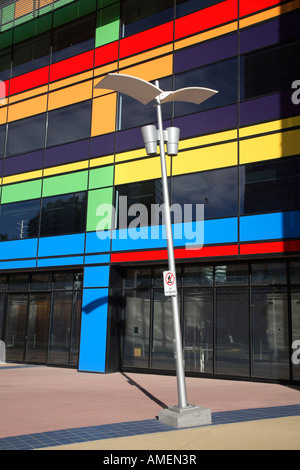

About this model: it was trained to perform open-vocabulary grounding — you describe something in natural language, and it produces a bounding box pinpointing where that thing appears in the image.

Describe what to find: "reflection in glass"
[251,263,287,285]
[290,261,300,284]
[12,32,51,77]
[176,0,221,17]
[215,264,248,285]
[5,294,27,362]
[6,113,46,157]
[69,290,82,366]
[30,274,52,291]
[291,288,300,380]
[123,289,151,367]
[48,291,73,365]
[53,272,74,290]
[216,287,249,376]
[0,199,40,241]
[121,0,173,37]
[183,265,213,286]
[25,294,50,363]
[251,286,289,379]
[124,268,151,288]
[8,274,29,292]
[183,288,213,373]
[0,293,5,340]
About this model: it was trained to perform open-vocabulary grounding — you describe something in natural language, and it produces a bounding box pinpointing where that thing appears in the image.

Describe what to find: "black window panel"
[0,125,6,158]
[0,47,11,80]
[171,167,238,221]
[121,0,173,37]
[115,179,164,229]
[53,272,74,290]
[241,40,300,100]
[0,199,40,241]
[12,33,51,77]
[46,101,92,147]
[175,0,223,18]
[40,191,87,237]
[6,113,46,157]
[8,274,29,291]
[52,14,95,63]
[215,264,249,285]
[240,156,300,215]
[174,57,238,116]
[30,273,52,291]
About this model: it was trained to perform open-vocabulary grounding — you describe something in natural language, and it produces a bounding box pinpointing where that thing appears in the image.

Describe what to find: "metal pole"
[155,81,188,409]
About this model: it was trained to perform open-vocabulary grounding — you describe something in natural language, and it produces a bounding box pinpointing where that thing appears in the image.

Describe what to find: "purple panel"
[174,33,238,74]
[3,150,44,176]
[44,139,89,167]
[90,133,115,158]
[240,10,300,54]
[240,92,299,127]
[174,104,237,139]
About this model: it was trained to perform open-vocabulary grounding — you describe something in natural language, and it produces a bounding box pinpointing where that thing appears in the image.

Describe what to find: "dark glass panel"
[69,289,82,366]
[291,287,300,380]
[240,157,300,215]
[52,14,95,63]
[12,32,51,77]
[215,264,248,285]
[174,57,238,116]
[74,272,83,290]
[183,265,213,286]
[30,273,52,291]
[6,113,46,157]
[4,294,27,362]
[124,267,151,288]
[251,262,287,285]
[176,0,223,18]
[48,291,73,365]
[0,199,40,241]
[0,47,11,81]
[251,286,289,379]
[121,0,173,37]
[241,40,300,100]
[53,272,74,290]
[0,125,6,159]
[25,293,51,363]
[172,167,238,221]
[183,288,213,373]
[0,293,5,340]
[46,101,92,147]
[122,289,151,368]
[40,191,87,237]
[0,276,7,292]
[8,274,29,292]
[290,261,300,284]
[216,287,249,376]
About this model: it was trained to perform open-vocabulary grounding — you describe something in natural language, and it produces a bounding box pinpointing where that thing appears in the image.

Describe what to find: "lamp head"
[141,125,158,156]
[166,127,180,156]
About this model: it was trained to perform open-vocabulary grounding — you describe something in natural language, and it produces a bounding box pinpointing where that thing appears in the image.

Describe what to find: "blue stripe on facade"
[37,233,85,257]
[37,256,84,267]
[0,238,38,260]
[240,211,300,242]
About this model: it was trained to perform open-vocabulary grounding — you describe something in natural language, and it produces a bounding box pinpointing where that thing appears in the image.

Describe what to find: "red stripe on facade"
[9,66,50,95]
[119,21,174,58]
[239,0,286,18]
[94,41,119,68]
[240,240,300,255]
[49,50,95,83]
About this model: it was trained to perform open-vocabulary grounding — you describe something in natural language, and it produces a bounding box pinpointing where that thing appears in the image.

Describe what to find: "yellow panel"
[240,116,300,138]
[115,147,148,163]
[172,141,238,176]
[240,129,300,164]
[48,80,93,111]
[119,44,173,69]
[8,86,48,104]
[89,155,115,167]
[179,129,237,151]
[120,54,173,83]
[2,170,43,185]
[91,93,117,137]
[7,94,47,121]
[49,71,93,92]
[43,160,89,177]
[115,156,171,185]
[175,22,238,51]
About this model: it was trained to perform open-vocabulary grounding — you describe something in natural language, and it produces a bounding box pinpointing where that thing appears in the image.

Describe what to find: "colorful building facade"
[0,0,300,383]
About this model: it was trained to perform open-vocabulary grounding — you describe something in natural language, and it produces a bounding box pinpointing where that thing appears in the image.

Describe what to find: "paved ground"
[0,363,300,451]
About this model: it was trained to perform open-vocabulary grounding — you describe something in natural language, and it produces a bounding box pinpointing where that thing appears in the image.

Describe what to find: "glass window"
[241,40,300,101]
[153,265,181,287]
[6,113,46,157]
[8,274,29,292]
[53,272,74,290]
[183,288,213,373]
[174,57,238,117]
[251,286,289,380]
[121,0,173,37]
[0,293,5,340]
[30,273,52,291]
[183,265,213,286]
[12,32,51,77]
[46,101,92,148]
[122,289,151,368]
[216,287,249,376]
[176,0,223,18]
[124,267,151,288]
[240,157,300,216]
[40,191,87,237]
[0,276,7,292]
[4,294,27,362]
[172,167,238,221]
[290,261,300,284]
[69,289,82,366]
[52,14,95,63]
[0,199,40,241]
[0,47,11,81]
[0,125,6,159]
[215,264,248,285]
[291,287,300,380]
[25,293,51,363]
[251,263,287,285]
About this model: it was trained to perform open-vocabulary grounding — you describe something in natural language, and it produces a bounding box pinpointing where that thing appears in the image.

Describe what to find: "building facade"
[0,0,300,383]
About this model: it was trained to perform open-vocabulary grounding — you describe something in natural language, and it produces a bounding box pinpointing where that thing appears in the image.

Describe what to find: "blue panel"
[204,218,238,244]
[85,254,110,264]
[38,233,85,257]
[240,211,300,242]
[85,231,111,254]
[0,238,38,260]
[84,265,110,288]
[0,259,37,270]
[78,288,109,373]
[37,256,84,267]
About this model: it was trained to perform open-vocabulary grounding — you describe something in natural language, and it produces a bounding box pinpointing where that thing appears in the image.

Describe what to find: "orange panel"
[15,0,34,19]
[48,80,93,110]
[120,54,173,83]
[7,94,48,122]
[91,93,117,137]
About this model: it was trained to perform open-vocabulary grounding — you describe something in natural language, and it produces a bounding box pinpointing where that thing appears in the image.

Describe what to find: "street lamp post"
[95,73,218,427]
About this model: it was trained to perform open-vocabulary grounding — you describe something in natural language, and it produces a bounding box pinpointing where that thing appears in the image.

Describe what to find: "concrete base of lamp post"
[158,404,212,428]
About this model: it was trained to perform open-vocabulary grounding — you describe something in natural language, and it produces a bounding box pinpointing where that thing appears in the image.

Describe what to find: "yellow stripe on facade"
[2,170,43,186]
[239,0,300,29]
[43,160,89,177]
[239,116,300,138]
[89,155,115,167]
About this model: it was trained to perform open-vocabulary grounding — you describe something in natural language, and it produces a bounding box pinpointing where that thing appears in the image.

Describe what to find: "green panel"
[13,14,52,43]
[53,1,79,27]
[2,5,14,24]
[0,30,13,50]
[86,187,113,231]
[89,165,114,189]
[42,171,88,197]
[1,180,42,204]
[97,0,120,9]
[95,3,120,47]
[78,0,97,17]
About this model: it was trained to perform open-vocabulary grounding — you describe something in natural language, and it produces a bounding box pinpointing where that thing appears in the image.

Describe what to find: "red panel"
[239,0,285,18]
[94,41,119,68]
[49,50,94,83]
[240,240,300,255]
[119,21,174,59]
[175,0,238,40]
[9,66,49,96]
[111,244,239,263]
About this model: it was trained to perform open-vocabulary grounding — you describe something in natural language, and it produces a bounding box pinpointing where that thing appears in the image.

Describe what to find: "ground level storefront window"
[116,260,300,383]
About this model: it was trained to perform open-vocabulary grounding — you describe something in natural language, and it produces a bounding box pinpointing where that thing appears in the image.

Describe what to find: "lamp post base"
[158,404,212,428]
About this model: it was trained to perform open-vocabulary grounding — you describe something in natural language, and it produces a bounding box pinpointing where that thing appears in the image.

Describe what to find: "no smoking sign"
[163,270,177,296]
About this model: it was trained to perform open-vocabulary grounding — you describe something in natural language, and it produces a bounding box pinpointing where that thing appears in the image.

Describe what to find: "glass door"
[25,293,51,363]
[4,294,28,362]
